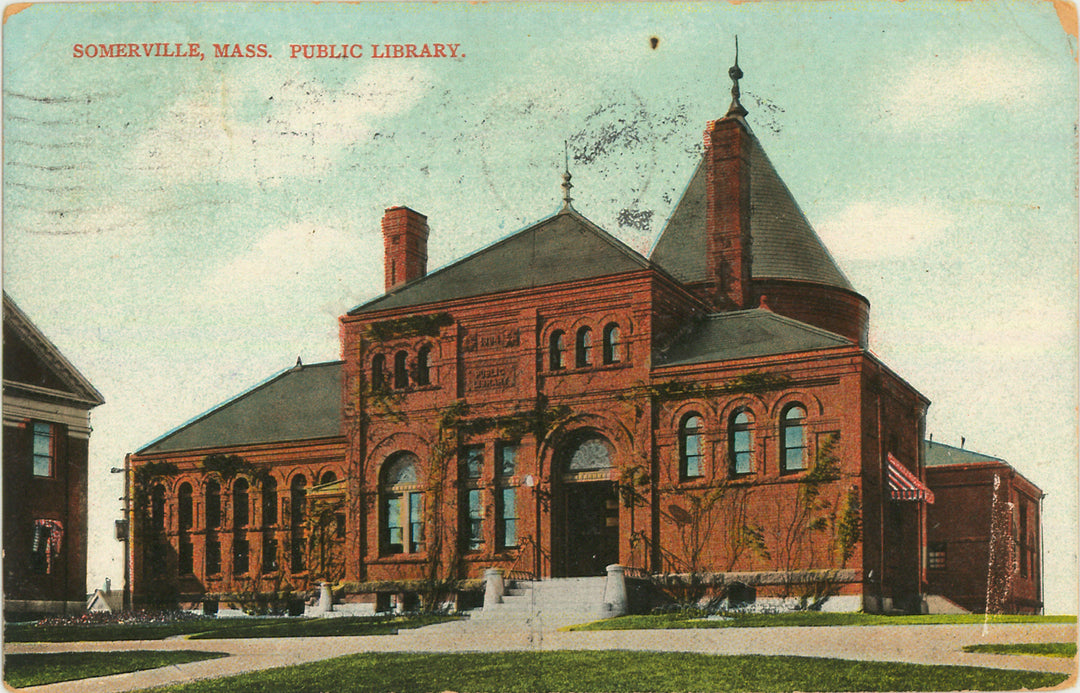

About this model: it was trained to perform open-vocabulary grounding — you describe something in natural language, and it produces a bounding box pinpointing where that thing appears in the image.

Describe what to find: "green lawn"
[187,613,457,639]
[5,614,459,643]
[132,650,1069,692]
[565,611,1078,631]
[4,650,228,688]
[962,642,1078,658]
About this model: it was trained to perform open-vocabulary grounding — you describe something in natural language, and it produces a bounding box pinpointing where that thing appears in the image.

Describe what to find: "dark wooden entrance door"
[561,481,619,577]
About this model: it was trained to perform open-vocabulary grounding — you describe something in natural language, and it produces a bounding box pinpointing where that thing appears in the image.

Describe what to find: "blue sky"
[4,1,1077,612]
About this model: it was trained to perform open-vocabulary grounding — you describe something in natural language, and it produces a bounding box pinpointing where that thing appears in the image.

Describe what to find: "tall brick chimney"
[703,43,753,310]
[704,114,752,310]
[382,206,429,292]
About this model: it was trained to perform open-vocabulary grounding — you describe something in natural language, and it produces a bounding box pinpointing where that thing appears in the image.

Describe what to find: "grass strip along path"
[962,642,1078,658]
[5,614,458,642]
[133,650,1069,693]
[5,650,228,688]
[565,612,1077,631]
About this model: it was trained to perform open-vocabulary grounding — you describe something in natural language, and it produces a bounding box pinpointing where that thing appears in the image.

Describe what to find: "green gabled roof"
[137,360,343,454]
[924,440,1004,468]
[650,134,854,292]
[655,308,853,367]
[350,208,652,315]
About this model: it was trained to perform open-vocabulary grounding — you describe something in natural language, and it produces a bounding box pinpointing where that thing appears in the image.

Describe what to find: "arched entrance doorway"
[554,433,619,577]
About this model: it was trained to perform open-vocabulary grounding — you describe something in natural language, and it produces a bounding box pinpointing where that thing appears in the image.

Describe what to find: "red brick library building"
[127,63,1038,614]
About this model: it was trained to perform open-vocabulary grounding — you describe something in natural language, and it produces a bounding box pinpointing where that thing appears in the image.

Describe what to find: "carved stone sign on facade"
[465,362,517,391]
[462,327,520,353]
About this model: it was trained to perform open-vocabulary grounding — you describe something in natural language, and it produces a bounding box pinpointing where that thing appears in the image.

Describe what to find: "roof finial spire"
[725,35,748,120]
[560,140,574,210]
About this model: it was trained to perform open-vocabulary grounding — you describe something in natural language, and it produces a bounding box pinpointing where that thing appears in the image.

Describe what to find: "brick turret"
[382,206,429,292]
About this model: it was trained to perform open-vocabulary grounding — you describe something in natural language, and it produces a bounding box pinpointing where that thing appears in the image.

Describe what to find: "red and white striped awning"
[887,453,934,503]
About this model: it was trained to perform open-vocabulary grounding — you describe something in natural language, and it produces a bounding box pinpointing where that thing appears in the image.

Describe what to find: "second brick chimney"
[382,206,429,292]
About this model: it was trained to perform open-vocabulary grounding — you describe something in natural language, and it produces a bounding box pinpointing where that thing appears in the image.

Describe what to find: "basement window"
[928,542,946,570]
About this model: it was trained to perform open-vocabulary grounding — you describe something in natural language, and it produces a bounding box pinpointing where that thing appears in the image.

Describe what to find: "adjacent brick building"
[3,293,105,619]
[127,62,952,614]
[924,440,1043,614]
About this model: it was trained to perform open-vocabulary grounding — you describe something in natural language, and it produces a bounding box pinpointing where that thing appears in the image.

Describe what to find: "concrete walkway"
[5,617,1076,693]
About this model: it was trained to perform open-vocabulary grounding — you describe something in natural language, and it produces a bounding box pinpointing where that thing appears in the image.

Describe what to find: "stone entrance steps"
[470,576,608,625]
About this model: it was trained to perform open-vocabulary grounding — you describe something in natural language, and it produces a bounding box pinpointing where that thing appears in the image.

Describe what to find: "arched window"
[178,483,193,531]
[781,404,808,472]
[415,345,432,386]
[730,410,754,475]
[289,475,307,572]
[680,414,704,479]
[233,478,249,528]
[381,452,424,555]
[371,354,386,391]
[561,434,614,473]
[393,351,408,389]
[320,471,337,485]
[262,477,278,526]
[150,484,166,533]
[205,480,221,530]
[549,331,566,370]
[575,327,593,367]
[602,323,621,364]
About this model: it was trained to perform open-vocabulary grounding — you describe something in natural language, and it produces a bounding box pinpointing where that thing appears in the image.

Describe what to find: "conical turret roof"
[651,134,854,292]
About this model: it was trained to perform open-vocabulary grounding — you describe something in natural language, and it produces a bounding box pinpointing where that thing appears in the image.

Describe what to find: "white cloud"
[130,63,433,186]
[198,219,380,314]
[878,45,1050,131]
[816,199,955,261]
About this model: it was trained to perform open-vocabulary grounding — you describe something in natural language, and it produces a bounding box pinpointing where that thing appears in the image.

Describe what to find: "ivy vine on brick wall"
[618,371,794,404]
[200,453,271,485]
[364,312,453,342]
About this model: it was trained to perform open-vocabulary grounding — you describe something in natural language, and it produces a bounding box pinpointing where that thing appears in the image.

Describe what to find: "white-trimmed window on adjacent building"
[31,421,54,477]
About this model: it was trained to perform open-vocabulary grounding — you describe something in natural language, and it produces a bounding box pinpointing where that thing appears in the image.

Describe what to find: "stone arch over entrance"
[553,430,620,577]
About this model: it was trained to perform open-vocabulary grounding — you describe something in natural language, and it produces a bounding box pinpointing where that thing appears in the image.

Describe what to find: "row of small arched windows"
[549,323,623,371]
[678,404,809,479]
[149,472,337,533]
[371,345,433,391]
